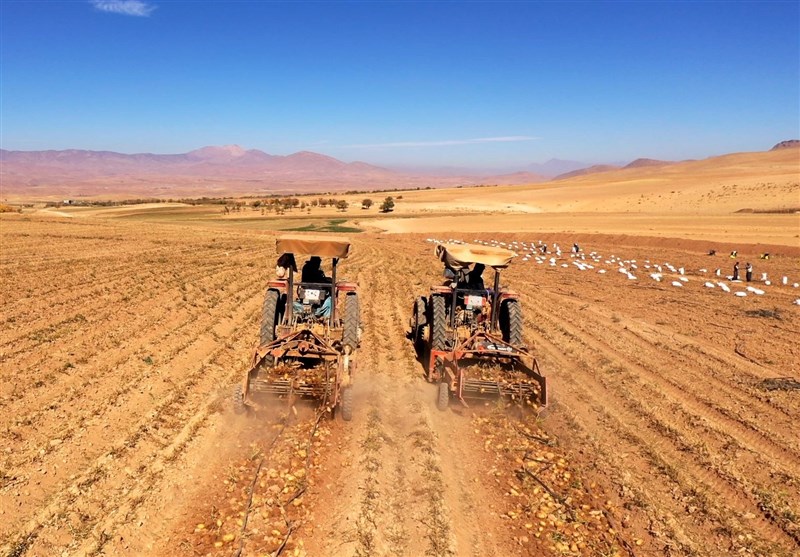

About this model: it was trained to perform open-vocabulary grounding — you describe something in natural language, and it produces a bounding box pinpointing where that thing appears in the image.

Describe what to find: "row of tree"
[227,195,396,215]
[362,196,395,212]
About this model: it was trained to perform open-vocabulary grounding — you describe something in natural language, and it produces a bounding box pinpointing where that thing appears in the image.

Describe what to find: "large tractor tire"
[413,297,427,345]
[340,386,354,421]
[429,295,447,351]
[260,289,281,366]
[342,294,360,351]
[501,299,523,347]
[437,381,449,411]
[232,384,246,415]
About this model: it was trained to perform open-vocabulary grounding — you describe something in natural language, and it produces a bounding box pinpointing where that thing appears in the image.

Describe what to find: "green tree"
[361,198,373,209]
[380,196,395,213]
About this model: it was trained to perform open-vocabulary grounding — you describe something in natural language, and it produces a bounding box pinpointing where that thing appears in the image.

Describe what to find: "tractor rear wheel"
[437,381,449,411]
[340,386,353,421]
[342,294,360,351]
[501,299,523,347]
[233,384,246,415]
[260,289,281,367]
[413,297,427,345]
[430,295,446,351]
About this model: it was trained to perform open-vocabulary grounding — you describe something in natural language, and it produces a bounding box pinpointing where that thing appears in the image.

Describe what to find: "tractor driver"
[466,263,485,290]
[301,256,330,283]
[298,256,332,318]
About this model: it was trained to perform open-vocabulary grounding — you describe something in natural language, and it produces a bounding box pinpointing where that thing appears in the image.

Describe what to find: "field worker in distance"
[573,243,580,254]
[732,261,740,281]
[746,262,753,282]
[275,253,297,279]
[730,250,738,258]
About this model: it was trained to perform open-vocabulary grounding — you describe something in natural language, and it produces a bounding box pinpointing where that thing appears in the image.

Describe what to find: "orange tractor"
[235,235,360,420]
[410,242,546,410]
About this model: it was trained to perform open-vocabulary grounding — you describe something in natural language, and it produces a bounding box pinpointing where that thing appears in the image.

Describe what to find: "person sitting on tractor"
[301,256,330,283]
[452,263,487,316]
[444,265,468,289]
[466,263,486,290]
[297,256,333,318]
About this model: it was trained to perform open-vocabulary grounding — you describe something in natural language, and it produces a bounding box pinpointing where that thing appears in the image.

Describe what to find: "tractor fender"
[498,290,519,301]
[267,279,288,290]
[430,285,452,295]
[336,282,358,293]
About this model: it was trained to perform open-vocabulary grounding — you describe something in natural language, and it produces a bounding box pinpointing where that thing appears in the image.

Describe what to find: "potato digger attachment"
[409,242,547,410]
[234,235,360,420]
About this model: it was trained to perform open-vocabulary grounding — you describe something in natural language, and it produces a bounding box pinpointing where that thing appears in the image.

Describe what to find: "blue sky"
[1,1,798,169]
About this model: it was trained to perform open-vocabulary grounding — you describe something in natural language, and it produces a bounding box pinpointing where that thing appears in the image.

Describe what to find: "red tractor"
[410,242,546,410]
[235,235,360,420]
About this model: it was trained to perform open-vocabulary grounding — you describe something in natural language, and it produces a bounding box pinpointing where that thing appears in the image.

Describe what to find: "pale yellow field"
[359,148,800,245]
[30,148,800,248]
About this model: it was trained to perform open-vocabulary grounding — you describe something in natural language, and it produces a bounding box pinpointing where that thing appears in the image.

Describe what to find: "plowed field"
[1,214,798,557]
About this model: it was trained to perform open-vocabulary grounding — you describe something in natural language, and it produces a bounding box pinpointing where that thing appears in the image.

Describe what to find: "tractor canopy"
[435,242,516,270]
[276,235,352,259]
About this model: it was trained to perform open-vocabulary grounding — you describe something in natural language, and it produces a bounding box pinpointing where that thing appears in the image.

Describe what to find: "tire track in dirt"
[0,263,228,405]
[528,292,800,476]
[0,292,260,556]
[0,260,217,345]
[376,246,458,557]
[519,290,799,553]
[383,246,512,556]
[0,243,211,309]
[0,265,261,447]
[0,238,264,384]
[525,331,743,556]
[529,319,797,549]
[520,278,799,442]
[0,238,266,530]
[0,246,255,361]
[0,225,265,324]
[0,237,239,318]
[548,288,800,429]
[0,275,264,537]
[301,238,517,557]
[524,285,800,524]
[0,259,213,370]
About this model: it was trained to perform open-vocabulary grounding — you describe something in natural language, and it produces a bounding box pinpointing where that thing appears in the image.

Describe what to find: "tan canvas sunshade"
[276,235,352,258]
[435,243,516,269]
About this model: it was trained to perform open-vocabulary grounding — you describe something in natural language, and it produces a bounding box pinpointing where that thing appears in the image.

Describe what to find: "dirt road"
[1,215,798,557]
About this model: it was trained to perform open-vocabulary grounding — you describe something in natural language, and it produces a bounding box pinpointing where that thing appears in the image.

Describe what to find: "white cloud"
[90,0,156,17]
[341,136,538,149]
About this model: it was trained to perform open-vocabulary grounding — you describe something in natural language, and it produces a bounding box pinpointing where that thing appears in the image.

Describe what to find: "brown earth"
[1,210,799,557]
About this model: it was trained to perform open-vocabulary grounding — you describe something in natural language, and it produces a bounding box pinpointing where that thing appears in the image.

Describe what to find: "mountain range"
[1,145,551,198]
[0,142,795,199]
